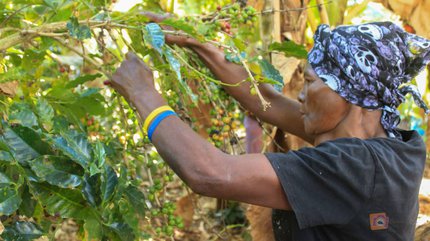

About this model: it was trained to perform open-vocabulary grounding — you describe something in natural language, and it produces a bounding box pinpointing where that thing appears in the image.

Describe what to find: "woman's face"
[298,65,351,136]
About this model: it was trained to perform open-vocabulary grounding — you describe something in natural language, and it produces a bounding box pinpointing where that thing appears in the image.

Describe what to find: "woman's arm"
[111,53,291,210]
[188,42,313,143]
[142,12,313,142]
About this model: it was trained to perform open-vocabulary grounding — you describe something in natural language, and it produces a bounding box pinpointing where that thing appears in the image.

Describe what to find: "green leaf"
[19,185,36,217]
[0,151,13,162]
[161,18,204,41]
[101,166,118,204]
[248,62,262,75]
[21,49,46,73]
[1,221,43,241]
[7,125,51,155]
[80,88,101,98]
[0,137,10,152]
[30,182,95,219]
[128,29,148,55]
[82,174,101,208]
[47,85,75,102]
[118,199,140,234]
[24,167,43,183]
[106,222,135,241]
[3,126,40,164]
[51,5,74,22]
[164,48,198,104]
[164,47,182,81]
[74,95,106,116]
[31,156,83,188]
[84,218,102,241]
[232,38,247,52]
[124,185,146,217]
[0,171,13,185]
[144,23,165,54]
[0,68,27,83]
[259,59,284,92]
[67,16,92,40]
[7,53,22,66]
[0,186,21,215]
[89,163,101,176]
[94,141,106,168]
[66,74,102,89]
[258,76,282,85]
[269,41,308,59]
[43,0,62,9]
[35,98,54,129]
[9,103,38,128]
[51,131,92,168]
[52,116,69,132]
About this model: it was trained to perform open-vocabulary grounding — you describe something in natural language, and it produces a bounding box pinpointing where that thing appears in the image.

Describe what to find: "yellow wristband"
[143,106,174,133]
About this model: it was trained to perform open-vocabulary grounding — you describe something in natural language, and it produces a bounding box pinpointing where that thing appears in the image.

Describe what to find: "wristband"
[143,105,174,133]
[147,110,177,141]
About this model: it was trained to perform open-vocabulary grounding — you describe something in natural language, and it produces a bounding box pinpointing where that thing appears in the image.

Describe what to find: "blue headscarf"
[308,22,430,138]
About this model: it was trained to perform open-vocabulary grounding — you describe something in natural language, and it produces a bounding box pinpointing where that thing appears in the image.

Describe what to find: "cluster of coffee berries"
[207,106,242,148]
[206,4,258,36]
[218,4,258,26]
[151,202,184,236]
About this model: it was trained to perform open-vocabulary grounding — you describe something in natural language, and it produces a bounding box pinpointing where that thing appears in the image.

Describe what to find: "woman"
[111,22,430,240]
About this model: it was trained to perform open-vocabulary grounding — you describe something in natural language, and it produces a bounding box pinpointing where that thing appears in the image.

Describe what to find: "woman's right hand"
[141,12,199,48]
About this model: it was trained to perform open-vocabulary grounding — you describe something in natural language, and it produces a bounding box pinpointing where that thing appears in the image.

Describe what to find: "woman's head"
[308,22,430,138]
[298,64,351,136]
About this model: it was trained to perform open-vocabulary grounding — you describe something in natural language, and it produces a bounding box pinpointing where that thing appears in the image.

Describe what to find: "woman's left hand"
[111,52,166,116]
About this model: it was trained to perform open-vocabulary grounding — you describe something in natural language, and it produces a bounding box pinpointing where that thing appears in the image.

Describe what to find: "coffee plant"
[0,0,306,240]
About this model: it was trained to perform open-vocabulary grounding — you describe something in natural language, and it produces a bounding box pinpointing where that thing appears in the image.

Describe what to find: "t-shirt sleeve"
[265,138,375,229]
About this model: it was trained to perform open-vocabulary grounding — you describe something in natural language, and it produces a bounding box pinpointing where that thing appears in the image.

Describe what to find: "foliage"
[0,0,305,240]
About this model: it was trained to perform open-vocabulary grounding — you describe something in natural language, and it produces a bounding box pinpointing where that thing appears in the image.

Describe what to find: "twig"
[117,29,137,53]
[238,57,271,111]
[0,5,31,28]
[52,37,110,77]
[257,120,286,152]
[0,27,20,36]
[168,46,246,87]
[92,29,122,62]
[107,29,125,60]
[0,20,134,51]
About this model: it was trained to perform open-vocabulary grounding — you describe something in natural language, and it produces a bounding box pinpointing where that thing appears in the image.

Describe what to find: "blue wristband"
[147,110,177,141]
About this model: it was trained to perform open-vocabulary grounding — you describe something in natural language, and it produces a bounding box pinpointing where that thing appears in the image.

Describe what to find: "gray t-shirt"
[265,130,425,241]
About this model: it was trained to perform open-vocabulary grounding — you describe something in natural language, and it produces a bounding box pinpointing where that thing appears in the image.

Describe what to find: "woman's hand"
[141,12,199,48]
[111,52,166,116]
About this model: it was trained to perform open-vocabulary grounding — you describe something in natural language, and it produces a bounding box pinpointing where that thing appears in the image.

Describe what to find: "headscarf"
[308,22,430,139]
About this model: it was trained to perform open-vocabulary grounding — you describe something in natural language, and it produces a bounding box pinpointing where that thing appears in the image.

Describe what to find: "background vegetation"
[0,0,428,240]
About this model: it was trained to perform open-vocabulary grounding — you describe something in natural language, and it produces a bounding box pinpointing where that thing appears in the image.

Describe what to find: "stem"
[168,46,246,87]
[0,5,31,28]
[239,57,271,111]
[117,96,130,147]
[107,29,125,60]
[52,37,111,78]
[0,20,138,51]
[203,40,271,111]
[118,29,137,53]
[144,149,162,207]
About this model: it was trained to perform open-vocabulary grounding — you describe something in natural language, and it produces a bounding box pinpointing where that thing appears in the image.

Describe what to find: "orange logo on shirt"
[369,212,389,230]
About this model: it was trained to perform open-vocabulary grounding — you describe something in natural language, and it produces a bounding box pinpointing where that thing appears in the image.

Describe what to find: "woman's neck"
[313,106,387,146]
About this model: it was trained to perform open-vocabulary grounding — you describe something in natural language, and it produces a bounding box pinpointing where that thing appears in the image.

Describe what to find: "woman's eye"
[304,77,314,83]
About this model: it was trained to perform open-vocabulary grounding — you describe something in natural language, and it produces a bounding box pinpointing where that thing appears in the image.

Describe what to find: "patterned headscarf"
[308,22,430,138]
